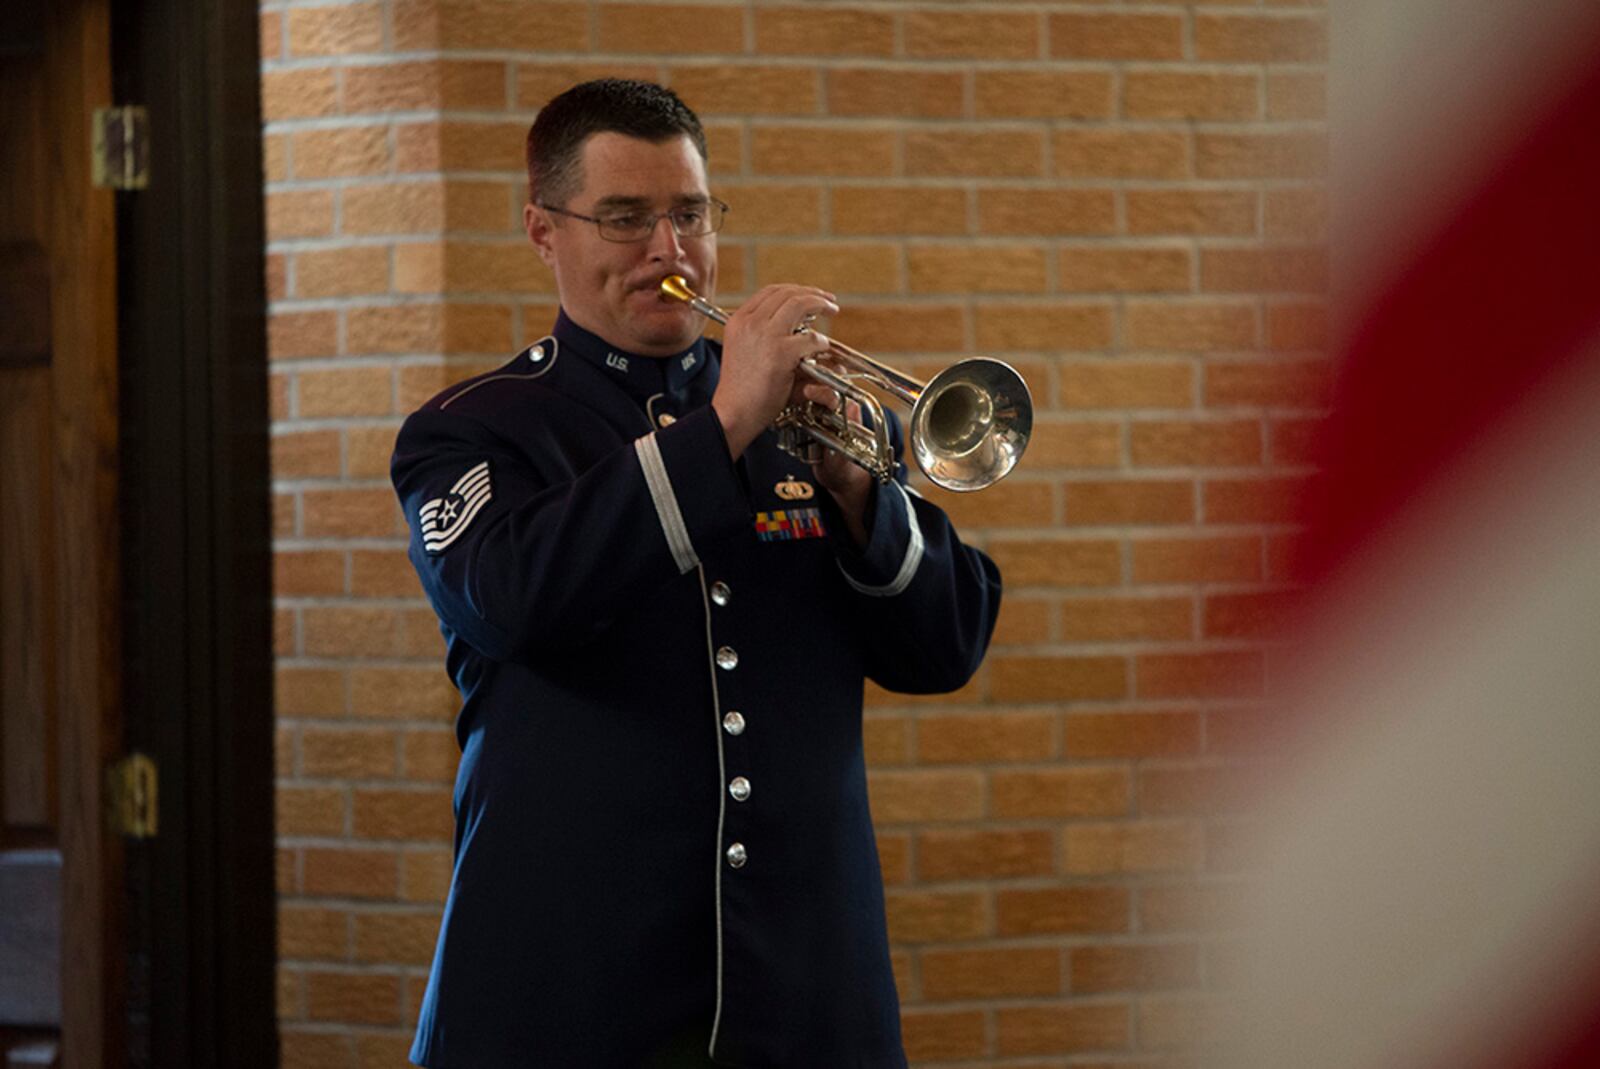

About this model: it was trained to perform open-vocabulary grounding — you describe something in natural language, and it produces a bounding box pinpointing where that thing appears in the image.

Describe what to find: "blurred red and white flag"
[1222,1,1600,1067]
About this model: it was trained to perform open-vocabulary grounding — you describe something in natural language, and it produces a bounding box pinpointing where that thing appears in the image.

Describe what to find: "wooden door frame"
[110,0,277,1063]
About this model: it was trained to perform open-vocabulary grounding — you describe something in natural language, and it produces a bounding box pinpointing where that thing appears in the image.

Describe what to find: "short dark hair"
[525,79,707,207]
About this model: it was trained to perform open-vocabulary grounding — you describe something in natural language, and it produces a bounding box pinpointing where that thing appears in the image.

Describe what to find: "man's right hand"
[711,283,840,459]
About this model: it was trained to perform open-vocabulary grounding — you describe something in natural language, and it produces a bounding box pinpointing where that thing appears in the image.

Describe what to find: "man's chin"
[625,303,704,355]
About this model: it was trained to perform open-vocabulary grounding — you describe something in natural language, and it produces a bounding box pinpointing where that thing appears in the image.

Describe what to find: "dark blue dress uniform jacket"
[392,312,1002,1068]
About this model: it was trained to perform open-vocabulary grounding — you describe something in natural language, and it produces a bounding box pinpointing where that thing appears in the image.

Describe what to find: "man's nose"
[644,214,684,258]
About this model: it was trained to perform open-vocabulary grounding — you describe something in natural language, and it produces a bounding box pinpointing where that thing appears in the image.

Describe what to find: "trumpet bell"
[910,358,1033,492]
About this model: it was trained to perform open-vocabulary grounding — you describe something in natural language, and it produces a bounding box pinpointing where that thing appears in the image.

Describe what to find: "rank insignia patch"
[754,507,826,542]
[420,460,492,554]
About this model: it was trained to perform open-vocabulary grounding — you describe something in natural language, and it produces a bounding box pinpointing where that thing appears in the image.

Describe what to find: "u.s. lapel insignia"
[420,460,492,555]
[774,474,815,501]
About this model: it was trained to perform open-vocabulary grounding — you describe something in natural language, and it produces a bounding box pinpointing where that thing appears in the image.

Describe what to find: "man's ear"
[525,202,557,268]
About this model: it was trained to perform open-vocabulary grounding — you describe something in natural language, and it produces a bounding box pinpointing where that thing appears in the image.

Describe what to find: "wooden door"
[0,0,123,1065]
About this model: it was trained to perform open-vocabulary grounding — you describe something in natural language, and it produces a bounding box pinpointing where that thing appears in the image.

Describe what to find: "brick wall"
[262,1,1328,1064]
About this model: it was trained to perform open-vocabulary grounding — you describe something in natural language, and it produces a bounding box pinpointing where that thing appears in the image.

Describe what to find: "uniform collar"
[552,309,711,401]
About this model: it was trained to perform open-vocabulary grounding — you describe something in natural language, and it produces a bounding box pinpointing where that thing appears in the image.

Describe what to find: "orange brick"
[292,125,391,179]
[1205,358,1330,407]
[1127,189,1258,237]
[1065,479,1192,525]
[1269,71,1327,121]
[353,787,453,841]
[396,121,527,174]
[515,62,661,111]
[867,770,984,823]
[1065,712,1202,758]
[268,308,334,363]
[976,70,1112,119]
[272,428,342,479]
[908,245,1048,294]
[302,727,400,780]
[919,479,1054,529]
[863,716,911,767]
[261,69,337,122]
[992,768,1131,820]
[918,829,1055,881]
[884,891,989,942]
[1130,419,1262,466]
[302,847,400,900]
[274,547,344,596]
[276,666,344,718]
[832,186,966,235]
[267,190,335,241]
[1266,188,1328,240]
[992,597,1052,646]
[278,1029,348,1068]
[402,728,460,784]
[394,0,587,51]
[750,125,895,177]
[1136,651,1265,699]
[1051,13,1182,59]
[1204,476,1308,523]
[705,121,744,179]
[1005,888,1132,942]
[1056,129,1188,179]
[306,969,401,1025]
[1126,301,1255,352]
[302,487,401,539]
[261,11,282,60]
[978,188,1116,236]
[712,183,823,236]
[754,242,899,295]
[597,4,745,54]
[991,655,1127,703]
[288,4,383,57]
[349,666,458,721]
[1267,302,1328,352]
[1201,246,1327,294]
[397,241,552,295]
[343,60,507,115]
[826,68,963,119]
[1140,882,1242,933]
[917,713,1054,764]
[297,367,392,420]
[1061,361,1194,410]
[908,129,1045,178]
[876,830,910,885]
[1061,246,1191,294]
[754,6,894,56]
[351,549,422,597]
[1133,536,1261,584]
[900,1010,986,1062]
[997,1002,1131,1056]
[1195,14,1328,62]
[1024,422,1122,469]
[1059,596,1192,641]
[1124,71,1259,121]
[275,728,294,777]
[303,607,442,660]
[974,302,1113,351]
[356,1032,416,1068]
[266,254,287,301]
[278,786,348,838]
[907,9,1039,59]
[347,304,509,356]
[923,946,1060,1000]
[400,849,453,904]
[1196,131,1326,179]
[278,906,349,962]
[670,64,820,116]
[1205,590,1296,639]
[269,374,290,421]
[987,538,1121,588]
[1065,821,1203,876]
[828,304,966,353]
[296,247,389,299]
[276,848,297,896]
[353,911,440,967]
[1070,943,1201,994]
[272,494,296,540]
[274,606,297,656]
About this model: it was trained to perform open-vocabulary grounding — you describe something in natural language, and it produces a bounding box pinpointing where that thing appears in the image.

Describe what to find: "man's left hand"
[794,381,873,549]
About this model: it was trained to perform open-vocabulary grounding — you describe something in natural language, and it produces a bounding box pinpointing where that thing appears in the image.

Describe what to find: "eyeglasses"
[538,198,730,243]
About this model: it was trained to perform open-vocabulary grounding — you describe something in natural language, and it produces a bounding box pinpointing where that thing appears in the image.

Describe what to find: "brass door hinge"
[107,752,159,838]
[92,106,150,190]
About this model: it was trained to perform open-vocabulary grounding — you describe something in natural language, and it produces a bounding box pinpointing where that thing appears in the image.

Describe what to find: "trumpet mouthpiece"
[659,275,696,303]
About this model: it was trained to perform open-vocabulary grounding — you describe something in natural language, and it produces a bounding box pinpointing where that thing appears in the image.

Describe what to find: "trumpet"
[660,276,1032,492]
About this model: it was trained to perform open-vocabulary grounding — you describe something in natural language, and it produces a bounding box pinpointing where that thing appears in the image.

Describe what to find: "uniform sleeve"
[392,401,749,663]
[831,413,1003,694]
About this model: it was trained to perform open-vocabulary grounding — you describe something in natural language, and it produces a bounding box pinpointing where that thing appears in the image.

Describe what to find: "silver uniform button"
[529,344,544,362]
[709,581,731,606]
[726,842,747,869]
[728,776,751,802]
[715,646,738,670]
[723,711,745,736]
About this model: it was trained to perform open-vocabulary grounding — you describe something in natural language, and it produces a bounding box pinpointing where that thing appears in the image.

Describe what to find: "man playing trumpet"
[392,78,1002,1068]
